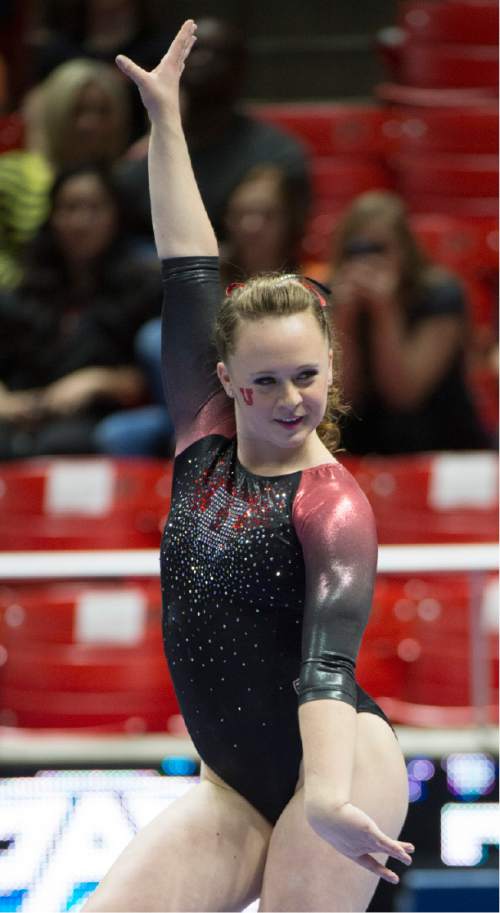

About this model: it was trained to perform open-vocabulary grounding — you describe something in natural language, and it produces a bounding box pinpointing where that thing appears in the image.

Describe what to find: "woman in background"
[221,163,307,283]
[0,163,160,459]
[0,57,131,290]
[331,191,492,454]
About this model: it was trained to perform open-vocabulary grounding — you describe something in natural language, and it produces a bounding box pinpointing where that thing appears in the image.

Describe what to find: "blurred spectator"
[0,57,132,290]
[28,57,131,166]
[0,164,162,460]
[115,17,311,244]
[330,191,492,455]
[94,317,174,458]
[220,164,306,283]
[29,0,169,140]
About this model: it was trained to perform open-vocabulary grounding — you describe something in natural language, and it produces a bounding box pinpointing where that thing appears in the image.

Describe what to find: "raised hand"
[115,19,197,121]
[309,800,414,884]
[338,258,399,312]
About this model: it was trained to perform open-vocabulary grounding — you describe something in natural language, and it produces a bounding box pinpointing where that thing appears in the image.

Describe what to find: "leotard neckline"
[235,451,339,482]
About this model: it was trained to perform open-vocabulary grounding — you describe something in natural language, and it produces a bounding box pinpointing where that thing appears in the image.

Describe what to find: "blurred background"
[0,1,498,911]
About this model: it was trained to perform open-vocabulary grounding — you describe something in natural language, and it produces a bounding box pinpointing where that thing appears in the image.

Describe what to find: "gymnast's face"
[217,311,332,456]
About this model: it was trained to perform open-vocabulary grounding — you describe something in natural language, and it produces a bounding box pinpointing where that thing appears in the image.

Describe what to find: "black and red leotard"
[160,257,393,825]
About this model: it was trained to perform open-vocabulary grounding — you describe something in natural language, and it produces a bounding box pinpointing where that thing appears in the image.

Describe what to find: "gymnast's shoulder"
[292,457,376,536]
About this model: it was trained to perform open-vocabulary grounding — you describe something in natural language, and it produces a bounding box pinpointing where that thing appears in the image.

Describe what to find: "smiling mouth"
[274,417,304,428]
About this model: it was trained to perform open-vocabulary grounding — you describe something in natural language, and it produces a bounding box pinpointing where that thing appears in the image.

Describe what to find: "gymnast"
[83,20,413,913]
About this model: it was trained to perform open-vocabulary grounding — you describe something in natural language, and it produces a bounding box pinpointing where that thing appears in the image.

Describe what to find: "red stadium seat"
[401,574,471,706]
[358,572,498,719]
[2,643,167,691]
[385,106,498,155]
[0,580,162,646]
[341,453,498,545]
[410,213,499,274]
[377,698,498,726]
[250,103,388,157]
[399,1,499,46]
[2,517,163,550]
[311,158,393,202]
[0,626,179,731]
[0,685,175,730]
[0,457,172,514]
[403,193,498,219]
[470,367,499,437]
[0,458,173,550]
[404,216,497,338]
[0,578,179,731]
[400,43,498,90]
[376,82,497,107]
[463,282,497,356]
[0,113,24,153]
[357,576,412,700]
[392,154,498,197]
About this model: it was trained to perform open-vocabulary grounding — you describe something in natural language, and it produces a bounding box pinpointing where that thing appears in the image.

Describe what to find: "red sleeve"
[292,461,378,707]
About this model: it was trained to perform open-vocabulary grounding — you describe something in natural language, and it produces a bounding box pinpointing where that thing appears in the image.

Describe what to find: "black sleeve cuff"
[295,653,357,708]
[160,256,220,284]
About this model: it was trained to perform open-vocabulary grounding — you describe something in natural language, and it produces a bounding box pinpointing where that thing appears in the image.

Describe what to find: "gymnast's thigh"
[258,713,409,913]
[82,774,272,913]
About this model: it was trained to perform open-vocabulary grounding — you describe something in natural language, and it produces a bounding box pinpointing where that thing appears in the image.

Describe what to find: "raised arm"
[115,20,217,259]
[116,23,234,452]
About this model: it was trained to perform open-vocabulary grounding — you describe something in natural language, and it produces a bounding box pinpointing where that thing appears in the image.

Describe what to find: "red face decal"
[239,387,254,406]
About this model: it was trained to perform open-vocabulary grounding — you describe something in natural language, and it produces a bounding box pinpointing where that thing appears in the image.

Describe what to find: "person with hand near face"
[82,23,413,913]
[331,191,492,455]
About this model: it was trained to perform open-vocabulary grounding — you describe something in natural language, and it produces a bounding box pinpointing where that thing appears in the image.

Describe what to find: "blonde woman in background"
[0,57,131,290]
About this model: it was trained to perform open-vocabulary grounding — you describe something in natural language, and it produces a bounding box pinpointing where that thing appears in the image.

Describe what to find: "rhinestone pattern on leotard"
[160,434,305,820]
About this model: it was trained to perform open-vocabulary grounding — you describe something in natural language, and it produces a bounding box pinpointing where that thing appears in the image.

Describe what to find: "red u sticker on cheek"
[239,387,254,405]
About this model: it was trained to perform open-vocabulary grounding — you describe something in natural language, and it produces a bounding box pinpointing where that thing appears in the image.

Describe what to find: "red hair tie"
[299,279,328,309]
[225,281,245,296]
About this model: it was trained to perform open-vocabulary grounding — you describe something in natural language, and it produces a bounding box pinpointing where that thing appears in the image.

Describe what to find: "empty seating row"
[357,572,498,714]
[0,453,497,549]
[398,0,499,46]
[252,104,498,159]
[0,458,172,550]
[0,571,496,730]
[377,0,498,98]
[381,40,498,91]
[0,579,179,731]
[341,452,498,545]
[4,104,495,160]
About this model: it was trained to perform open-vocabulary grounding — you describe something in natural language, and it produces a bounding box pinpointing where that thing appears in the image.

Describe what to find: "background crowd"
[0,0,497,461]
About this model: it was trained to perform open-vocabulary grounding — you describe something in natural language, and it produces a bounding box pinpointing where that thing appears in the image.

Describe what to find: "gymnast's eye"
[296,369,319,382]
[253,376,276,385]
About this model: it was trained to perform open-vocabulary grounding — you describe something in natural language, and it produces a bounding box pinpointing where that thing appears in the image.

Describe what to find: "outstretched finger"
[179,32,197,73]
[357,853,400,885]
[115,54,148,88]
[374,835,414,865]
[368,822,414,863]
[165,19,197,70]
